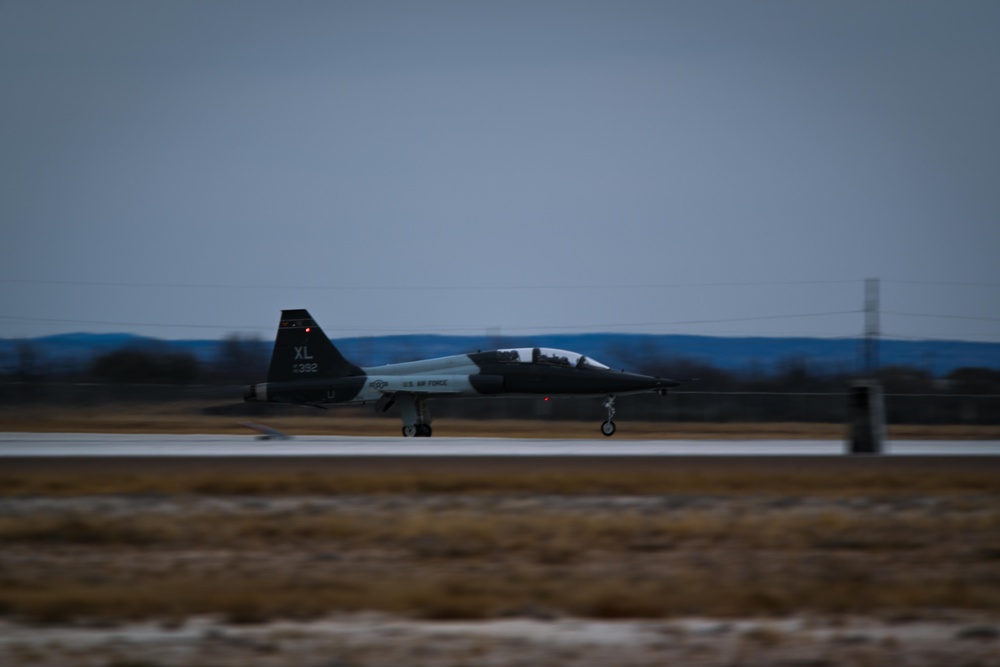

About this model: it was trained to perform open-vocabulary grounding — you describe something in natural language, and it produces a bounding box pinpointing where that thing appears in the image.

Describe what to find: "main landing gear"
[402,423,432,437]
[398,395,433,438]
[601,395,617,437]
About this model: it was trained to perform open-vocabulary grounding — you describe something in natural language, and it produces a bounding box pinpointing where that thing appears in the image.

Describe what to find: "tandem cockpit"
[494,347,611,370]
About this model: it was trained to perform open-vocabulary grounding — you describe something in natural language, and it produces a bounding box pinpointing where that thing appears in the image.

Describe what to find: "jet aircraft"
[244,309,679,437]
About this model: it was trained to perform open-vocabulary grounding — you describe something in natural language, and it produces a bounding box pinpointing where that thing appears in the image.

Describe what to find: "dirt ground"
[2,614,999,667]
[1,456,999,666]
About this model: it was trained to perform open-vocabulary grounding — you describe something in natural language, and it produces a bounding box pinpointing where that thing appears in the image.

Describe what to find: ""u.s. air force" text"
[401,380,448,387]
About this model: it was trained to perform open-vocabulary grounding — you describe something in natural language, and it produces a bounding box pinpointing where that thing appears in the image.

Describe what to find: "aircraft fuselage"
[245,350,674,406]
[244,310,678,437]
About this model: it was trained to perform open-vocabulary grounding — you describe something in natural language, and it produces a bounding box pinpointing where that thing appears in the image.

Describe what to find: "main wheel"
[402,425,418,437]
[601,420,616,437]
[417,424,433,437]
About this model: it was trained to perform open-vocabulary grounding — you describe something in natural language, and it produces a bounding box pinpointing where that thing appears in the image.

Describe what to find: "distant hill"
[2,332,998,377]
[336,333,999,377]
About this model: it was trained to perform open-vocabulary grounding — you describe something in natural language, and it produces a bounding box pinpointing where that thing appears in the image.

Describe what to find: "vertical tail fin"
[266,309,363,382]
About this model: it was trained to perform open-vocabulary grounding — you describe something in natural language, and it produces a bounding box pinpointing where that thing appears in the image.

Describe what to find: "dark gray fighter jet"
[244,309,678,437]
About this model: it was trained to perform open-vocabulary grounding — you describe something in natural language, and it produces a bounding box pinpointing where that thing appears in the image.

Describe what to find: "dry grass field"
[1,453,999,665]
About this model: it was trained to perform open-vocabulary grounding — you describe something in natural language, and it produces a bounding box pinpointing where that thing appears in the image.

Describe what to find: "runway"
[1,432,999,456]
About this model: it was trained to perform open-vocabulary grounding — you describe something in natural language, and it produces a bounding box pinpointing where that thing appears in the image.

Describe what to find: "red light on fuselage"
[544,396,549,401]
[305,327,311,333]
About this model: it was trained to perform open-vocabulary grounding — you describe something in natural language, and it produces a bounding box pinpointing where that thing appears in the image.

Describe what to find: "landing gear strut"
[601,395,617,437]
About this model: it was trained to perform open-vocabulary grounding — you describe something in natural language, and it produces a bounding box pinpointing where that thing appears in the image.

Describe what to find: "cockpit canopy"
[495,347,610,370]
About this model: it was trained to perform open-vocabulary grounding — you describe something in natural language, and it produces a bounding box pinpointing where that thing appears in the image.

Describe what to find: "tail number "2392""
[292,363,318,373]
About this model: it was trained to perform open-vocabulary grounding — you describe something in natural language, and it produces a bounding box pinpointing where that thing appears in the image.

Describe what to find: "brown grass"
[2,458,999,496]
[6,571,995,624]
[6,573,992,623]
[1,444,998,624]
[2,508,997,553]
[1,497,999,622]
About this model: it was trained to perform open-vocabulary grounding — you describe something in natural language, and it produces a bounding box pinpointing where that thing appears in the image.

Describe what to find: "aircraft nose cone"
[619,373,678,393]
[652,376,680,393]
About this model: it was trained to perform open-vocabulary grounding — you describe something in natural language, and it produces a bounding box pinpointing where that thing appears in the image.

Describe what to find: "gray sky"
[2,0,998,341]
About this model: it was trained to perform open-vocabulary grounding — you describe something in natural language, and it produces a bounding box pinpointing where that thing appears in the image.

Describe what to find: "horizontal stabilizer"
[239,421,291,440]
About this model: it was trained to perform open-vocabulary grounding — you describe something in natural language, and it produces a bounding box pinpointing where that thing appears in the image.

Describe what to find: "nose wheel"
[601,395,617,437]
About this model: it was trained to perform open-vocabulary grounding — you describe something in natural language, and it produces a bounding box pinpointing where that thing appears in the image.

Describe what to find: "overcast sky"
[2,1,998,342]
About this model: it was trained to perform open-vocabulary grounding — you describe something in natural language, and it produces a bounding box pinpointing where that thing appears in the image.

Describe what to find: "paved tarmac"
[1,432,999,456]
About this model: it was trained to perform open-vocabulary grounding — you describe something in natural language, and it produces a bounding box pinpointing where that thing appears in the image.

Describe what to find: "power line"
[512,310,863,332]
[0,278,863,292]
[883,311,1000,323]
[0,315,263,331]
[10,278,1000,290]
[882,332,1000,343]
[883,279,1000,288]
[0,310,862,334]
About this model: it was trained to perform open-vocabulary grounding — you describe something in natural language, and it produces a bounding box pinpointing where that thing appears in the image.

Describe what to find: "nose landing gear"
[601,395,617,437]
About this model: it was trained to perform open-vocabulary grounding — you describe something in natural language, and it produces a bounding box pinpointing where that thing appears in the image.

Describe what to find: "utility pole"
[849,276,885,454]
[863,277,880,376]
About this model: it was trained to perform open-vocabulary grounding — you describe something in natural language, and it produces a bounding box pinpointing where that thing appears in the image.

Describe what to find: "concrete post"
[847,380,885,454]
